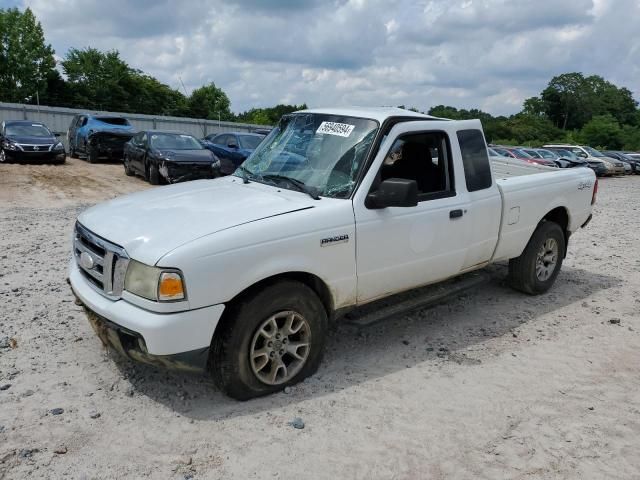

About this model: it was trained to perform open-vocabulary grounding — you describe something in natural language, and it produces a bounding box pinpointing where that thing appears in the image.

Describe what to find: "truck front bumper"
[69,259,225,372]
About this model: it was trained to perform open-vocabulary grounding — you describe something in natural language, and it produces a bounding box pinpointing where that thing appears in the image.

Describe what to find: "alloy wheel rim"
[249,310,311,386]
[0,150,5,162]
[536,238,558,281]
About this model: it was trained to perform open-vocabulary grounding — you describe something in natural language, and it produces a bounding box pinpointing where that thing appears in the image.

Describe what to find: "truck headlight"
[124,260,185,302]
[53,142,65,151]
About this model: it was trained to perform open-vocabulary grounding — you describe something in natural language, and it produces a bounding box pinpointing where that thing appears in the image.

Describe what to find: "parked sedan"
[544,146,609,176]
[493,146,556,167]
[518,148,558,167]
[201,132,265,175]
[538,149,589,169]
[603,151,640,174]
[0,120,65,164]
[124,131,219,185]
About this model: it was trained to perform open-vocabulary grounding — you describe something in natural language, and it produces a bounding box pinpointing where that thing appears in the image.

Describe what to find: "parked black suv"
[0,120,66,164]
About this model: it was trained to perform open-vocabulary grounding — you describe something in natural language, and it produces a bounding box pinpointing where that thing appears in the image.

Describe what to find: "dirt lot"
[0,158,639,479]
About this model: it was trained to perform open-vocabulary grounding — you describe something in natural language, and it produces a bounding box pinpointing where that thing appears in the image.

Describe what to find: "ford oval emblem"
[80,251,95,270]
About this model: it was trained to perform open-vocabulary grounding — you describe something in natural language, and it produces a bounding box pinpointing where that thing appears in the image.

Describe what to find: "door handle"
[449,209,464,219]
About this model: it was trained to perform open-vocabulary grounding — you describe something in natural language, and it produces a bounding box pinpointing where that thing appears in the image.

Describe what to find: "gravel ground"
[1,158,639,479]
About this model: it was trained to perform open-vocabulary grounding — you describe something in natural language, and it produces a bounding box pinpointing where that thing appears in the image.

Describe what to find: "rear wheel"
[210,281,327,400]
[508,221,565,295]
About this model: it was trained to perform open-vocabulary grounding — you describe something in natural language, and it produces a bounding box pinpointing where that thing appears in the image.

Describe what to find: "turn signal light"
[158,272,185,301]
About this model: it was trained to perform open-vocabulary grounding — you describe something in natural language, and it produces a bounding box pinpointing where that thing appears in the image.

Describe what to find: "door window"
[214,134,229,145]
[377,131,454,201]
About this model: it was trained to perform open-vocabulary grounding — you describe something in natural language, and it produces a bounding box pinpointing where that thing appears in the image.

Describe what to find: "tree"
[236,104,307,125]
[187,83,233,121]
[61,47,187,114]
[0,7,55,103]
[538,73,638,130]
[579,115,623,149]
[62,48,131,111]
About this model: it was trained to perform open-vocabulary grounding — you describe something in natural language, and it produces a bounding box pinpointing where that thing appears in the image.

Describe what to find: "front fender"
[156,200,358,312]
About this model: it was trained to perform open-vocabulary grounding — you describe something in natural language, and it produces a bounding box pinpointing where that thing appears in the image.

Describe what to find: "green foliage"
[578,115,624,149]
[0,7,55,103]
[236,104,308,125]
[187,82,233,121]
[533,72,638,130]
[60,48,187,115]
[427,75,640,150]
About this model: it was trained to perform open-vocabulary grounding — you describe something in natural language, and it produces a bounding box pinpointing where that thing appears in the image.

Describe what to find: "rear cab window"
[457,129,492,192]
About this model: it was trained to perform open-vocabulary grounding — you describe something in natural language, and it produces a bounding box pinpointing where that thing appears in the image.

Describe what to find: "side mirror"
[366,178,418,209]
[577,152,587,158]
[228,142,238,149]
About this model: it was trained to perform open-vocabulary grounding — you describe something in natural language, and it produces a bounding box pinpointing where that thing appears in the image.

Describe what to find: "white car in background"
[544,144,625,175]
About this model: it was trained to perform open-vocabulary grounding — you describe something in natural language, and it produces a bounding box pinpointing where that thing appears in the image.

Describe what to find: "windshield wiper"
[262,174,320,200]
[235,165,252,184]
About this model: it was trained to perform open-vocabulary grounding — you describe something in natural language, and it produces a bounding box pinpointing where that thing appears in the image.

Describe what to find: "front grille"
[20,144,54,152]
[74,222,129,298]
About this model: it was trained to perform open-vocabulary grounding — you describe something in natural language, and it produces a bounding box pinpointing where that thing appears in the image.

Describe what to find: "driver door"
[353,122,471,303]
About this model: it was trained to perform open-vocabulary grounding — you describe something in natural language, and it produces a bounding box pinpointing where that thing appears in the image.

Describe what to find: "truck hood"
[77,177,315,265]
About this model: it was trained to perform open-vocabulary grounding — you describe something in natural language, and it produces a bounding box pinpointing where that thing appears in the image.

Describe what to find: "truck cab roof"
[296,107,447,124]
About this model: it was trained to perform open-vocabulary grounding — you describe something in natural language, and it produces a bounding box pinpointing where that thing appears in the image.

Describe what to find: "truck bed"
[490,155,557,178]
[491,161,595,262]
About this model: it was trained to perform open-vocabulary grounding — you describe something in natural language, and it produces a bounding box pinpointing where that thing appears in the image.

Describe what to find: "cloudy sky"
[3,0,639,115]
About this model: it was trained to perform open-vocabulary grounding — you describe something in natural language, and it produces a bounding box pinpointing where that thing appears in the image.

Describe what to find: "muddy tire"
[508,221,565,295]
[148,162,161,185]
[69,145,78,159]
[123,156,134,176]
[87,147,98,164]
[210,281,328,400]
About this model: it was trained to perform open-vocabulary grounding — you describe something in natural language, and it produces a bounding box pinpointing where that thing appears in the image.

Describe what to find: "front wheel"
[210,281,328,400]
[123,156,134,176]
[87,146,98,164]
[148,162,161,185]
[508,221,565,295]
[0,149,6,163]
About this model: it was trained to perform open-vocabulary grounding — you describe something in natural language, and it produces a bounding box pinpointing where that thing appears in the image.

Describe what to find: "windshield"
[554,149,578,160]
[150,133,203,150]
[584,146,605,157]
[96,117,130,126]
[537,149,556,159]
[237,113,379,199]
[6,124,52,137]
[514,149,533,158]
[239,135,264,150]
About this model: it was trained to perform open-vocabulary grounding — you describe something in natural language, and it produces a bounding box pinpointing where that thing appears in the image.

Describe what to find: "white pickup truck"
[69,107,597,399]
